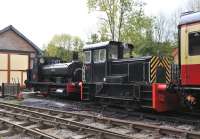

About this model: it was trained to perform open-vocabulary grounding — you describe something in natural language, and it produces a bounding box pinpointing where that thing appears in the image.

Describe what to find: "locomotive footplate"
[26,81,81,98]
[87,82,153,110]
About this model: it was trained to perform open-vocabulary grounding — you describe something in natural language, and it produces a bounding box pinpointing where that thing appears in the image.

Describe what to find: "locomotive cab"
[83,41,133,83]
[83,41,177,112]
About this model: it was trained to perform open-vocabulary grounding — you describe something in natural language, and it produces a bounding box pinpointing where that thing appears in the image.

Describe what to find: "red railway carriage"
[179,12,200,86]
[157,11,200,109]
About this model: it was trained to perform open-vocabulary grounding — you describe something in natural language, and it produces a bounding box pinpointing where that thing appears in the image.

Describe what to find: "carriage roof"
[179,11,200,26]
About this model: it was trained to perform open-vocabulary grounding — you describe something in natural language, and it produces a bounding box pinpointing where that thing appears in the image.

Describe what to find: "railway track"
[83,103,200,127]
[0,106,132,138]
[0,110,130,139]
[0,102,200,138]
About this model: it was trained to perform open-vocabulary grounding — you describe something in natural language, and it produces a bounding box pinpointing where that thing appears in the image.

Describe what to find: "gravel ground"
[3,135,34,139]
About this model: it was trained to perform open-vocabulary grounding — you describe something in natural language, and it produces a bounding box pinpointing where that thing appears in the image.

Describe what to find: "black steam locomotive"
[82,41,178,112]
[26,53,82,98]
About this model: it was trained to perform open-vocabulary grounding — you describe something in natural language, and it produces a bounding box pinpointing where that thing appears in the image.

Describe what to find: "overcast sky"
[0,0,188,48]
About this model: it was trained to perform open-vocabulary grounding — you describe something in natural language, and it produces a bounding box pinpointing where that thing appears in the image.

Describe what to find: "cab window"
[189,31,200,56]
[84,51,91,63]
[93,50,99,63]
[93,49,106,63]
[99,49,106,62]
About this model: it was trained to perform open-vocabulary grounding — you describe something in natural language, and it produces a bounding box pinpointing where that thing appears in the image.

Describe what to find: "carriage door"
[92,49,106,82]
[181,24,200,85]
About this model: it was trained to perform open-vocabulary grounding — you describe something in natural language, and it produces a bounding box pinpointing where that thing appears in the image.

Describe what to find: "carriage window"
[99,49,106,62]
[189,31,200,56]
[84,51,91,63]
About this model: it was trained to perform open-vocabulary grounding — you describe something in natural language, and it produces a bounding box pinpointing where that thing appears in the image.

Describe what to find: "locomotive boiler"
[26,53,82,98]
[41,61,82,82]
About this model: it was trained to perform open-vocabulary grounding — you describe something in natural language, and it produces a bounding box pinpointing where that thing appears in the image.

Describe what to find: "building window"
[189,31,200,56]
[84,51,91,63]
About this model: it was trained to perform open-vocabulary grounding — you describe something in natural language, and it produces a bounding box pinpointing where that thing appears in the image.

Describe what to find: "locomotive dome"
[179,11,200,26]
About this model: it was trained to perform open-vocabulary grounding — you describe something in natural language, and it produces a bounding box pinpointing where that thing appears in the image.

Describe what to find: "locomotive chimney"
[129,44,134,58]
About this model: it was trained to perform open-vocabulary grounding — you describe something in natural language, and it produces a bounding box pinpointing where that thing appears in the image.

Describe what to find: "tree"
[44,34,84,61]
[87,0,156,55]
[87,0,175,56]
[89,33,100,43]
[87,0,133,41]
[154,14,170,42]
[120,2,154,55]
[73,36,84,51]
[87,24,110,44]
[187,0,200,11]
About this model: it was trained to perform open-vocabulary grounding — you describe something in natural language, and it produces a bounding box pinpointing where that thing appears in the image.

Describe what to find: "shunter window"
[84,51,91,63]
[99,49,106,62]
[189,31,200,56]
[93,49,106,63]
[93,50,99,63]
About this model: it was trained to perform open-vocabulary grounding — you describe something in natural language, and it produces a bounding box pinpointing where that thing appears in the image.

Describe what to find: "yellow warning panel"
[0,54,8,70]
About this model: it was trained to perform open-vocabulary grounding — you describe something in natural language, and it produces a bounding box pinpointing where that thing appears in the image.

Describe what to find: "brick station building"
[0,25,41,87]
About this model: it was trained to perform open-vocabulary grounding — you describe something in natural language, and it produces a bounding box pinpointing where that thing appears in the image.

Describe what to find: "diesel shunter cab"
[83,41,133,83]
[83,41,176,112]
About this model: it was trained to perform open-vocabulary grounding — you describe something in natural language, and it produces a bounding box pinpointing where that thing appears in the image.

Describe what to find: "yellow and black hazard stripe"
[150,56,171,83]
[160,57,171,83]
[150,56,160,83]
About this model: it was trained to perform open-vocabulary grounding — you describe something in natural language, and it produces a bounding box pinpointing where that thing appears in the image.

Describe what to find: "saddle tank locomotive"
[26,53,82,98]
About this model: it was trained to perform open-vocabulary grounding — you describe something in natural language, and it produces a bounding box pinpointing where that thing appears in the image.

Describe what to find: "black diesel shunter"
[82,41,178,111]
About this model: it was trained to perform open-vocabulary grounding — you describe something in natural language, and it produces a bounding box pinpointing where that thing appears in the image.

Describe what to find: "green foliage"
[87,0,175,57]
[138,41,174,57]
[121,5,154,54]
[87,0,133,41]
[44,34,84,61]
[89,33,100,43]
